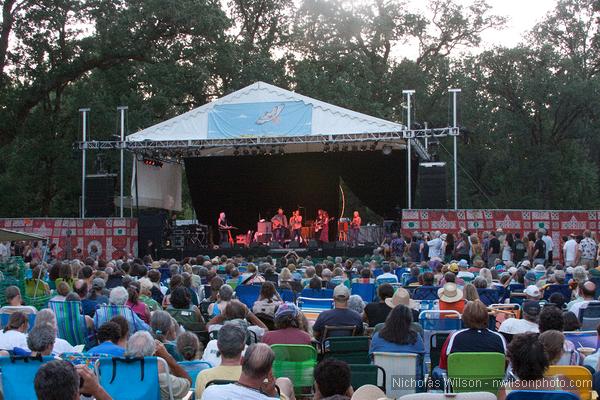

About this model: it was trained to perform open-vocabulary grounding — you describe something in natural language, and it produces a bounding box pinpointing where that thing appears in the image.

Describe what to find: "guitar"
[314,217,334,232]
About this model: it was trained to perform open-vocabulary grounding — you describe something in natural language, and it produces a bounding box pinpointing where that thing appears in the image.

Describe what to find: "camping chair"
[0,355,54,400]
[300,288,334,299]
[322,325,357,341]
[95,356,172,400]
[543,284,572,301]
[413,286,439,300]
[271,344,317,396]
[322,336,370,364]
[0,311,36,332]
[234,284,262,308]
[297,297,333,313]
[446,352,506,395]
[505,390,579,400]
[277,288,296,303]
[61,352,108,369]
[349,364,386,392]
[209,328,258,345]
[579,302,600,330]
[178,360,212,387]
[489,304,521,332]
[419,310,461,355]
[93,304,148,334]
[545,365,593,400]
[477,288,500,306]
[372,352,422,398]
[48,300,91,347]
[564,330,599,350]
[351,283,375,303]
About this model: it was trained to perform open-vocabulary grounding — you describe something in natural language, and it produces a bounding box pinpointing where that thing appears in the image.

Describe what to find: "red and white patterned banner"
[0,218,138,260]
[401,209,600,249]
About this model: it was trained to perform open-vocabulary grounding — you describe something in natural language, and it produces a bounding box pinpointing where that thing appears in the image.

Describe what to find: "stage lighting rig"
[143,158,163,167]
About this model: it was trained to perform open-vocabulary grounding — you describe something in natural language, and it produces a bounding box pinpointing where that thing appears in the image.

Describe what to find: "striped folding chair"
[48,301,91,347]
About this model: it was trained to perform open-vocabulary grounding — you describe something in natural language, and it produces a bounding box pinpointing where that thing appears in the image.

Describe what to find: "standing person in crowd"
[532,231,547,266]
[502,233,514,263]
[563,233,579,267]
[487,231,501,268]
[427,231,443,260]
[455,232,470,263]
[470,234,483,261]
[580,230,597,269]
[443,233,455,263]
[512,233,527,263]
[390,233,405,259]
[542,229,554,265]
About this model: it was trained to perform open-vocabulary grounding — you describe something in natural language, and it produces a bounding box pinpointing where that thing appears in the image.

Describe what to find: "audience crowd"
[1,227,600,399]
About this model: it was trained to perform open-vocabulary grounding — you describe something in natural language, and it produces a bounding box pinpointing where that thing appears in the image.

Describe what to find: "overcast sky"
[397,0,559,59]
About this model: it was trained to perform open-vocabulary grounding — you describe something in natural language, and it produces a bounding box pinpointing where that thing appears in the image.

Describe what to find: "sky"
[397,0,559,59]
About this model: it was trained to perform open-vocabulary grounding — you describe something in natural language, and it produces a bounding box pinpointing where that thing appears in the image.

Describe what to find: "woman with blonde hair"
[463,283,480,302]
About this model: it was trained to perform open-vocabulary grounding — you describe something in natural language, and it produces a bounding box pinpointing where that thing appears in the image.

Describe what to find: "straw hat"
[351,384,391,400]
[437,282,463,303]
[385,288,419,310]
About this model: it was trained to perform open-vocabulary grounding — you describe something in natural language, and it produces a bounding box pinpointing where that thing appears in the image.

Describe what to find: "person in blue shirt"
[87,321,125,356]
[369,304,425,355]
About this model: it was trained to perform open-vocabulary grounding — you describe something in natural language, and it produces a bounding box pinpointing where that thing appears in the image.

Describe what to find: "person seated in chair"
[262,303,311,346]
[86,321,125,356]
[363,284,394,327]
[206,300,268,342]
[200,343,295,400]
[312,285,363,341]
[499,300,540,336]
[0,312,29,351]
[196,323,246,398]
[93,286,150,333]
[0,286,37,315]
[126,331,191,400]
[314,359,353,400]
[375,264,398,284]
[369,304,424,356]
[166,287,206,334]
[34,359,112,400]
[26,325,55,357]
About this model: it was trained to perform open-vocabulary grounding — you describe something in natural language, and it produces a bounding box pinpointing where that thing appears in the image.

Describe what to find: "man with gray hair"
[195,323,246,397]
[427,231,443,260]
[201,343,295,400]
[34,309,75,355]
[126,331,191,400]
[93,286,150,333]
[27,325,55,357]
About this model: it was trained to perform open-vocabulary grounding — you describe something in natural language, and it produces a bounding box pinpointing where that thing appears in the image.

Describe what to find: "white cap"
[524,285,541,298]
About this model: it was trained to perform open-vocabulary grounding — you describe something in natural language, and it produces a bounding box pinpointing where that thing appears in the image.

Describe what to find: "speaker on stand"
[418,162,448,209]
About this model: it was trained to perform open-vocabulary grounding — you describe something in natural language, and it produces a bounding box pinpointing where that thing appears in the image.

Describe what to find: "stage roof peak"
[127,81,406,142]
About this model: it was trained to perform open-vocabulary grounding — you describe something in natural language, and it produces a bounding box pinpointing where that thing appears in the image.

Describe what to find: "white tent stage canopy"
[80,81,457,159]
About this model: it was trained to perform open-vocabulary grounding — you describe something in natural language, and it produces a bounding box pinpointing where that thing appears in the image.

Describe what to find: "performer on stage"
[217,212,231,245]
[290,210,303,243]
[350,210,362,247]
[271,208,289,244]
[315,209,330,244]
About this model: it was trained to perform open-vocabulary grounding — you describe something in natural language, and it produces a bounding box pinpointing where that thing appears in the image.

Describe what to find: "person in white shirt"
[375,264,398,283]
[569,281,598,319]
[499,301,540,335]
[0,312,29,351]
[201,343,294,400]
[542,230,554,264]
[563,234,579,267]
[33,309,75,355]
[427,231,444,260]
[0,241,9,262]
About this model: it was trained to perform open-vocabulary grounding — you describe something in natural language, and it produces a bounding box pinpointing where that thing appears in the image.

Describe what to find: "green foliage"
[0,0,599,217]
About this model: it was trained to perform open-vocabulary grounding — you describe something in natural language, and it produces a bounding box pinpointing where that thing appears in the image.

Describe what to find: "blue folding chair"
[95,356,171,400]
[351,283,375,303]
[0,313,36,332]
[506,390,579,400]
[564,330,599,349]
[543,284,572,301]
[413,286,439,301]
[234,285,262,308]
[300,288,334,299]
[0,355,54,400]
[297,297,334,313]
[277,288,296,303]
[418,310,462,355]
[477,288,500,306]
[179,360,212,387]
[373,268,383,277]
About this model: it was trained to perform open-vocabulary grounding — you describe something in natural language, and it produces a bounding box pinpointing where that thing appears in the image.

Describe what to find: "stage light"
[243,149,250,156]
[323,144,330,153]
[332,144,340,152]
[251,149,258,155]
[360,144,367,151]
[382,145,392,155]
[370,143,377,151]
[143,158,163,167]
[233,147,240,156]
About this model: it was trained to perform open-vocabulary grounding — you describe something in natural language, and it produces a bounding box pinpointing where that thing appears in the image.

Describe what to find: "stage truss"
[76,127,460,161]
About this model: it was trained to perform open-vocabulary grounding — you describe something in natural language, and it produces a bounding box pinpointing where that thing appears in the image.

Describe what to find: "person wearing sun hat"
[438,282,465,314]
[385,287,420,321]
[350,384,390,400]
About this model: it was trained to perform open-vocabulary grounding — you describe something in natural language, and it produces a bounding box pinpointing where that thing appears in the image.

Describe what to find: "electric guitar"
[314,217,334,232]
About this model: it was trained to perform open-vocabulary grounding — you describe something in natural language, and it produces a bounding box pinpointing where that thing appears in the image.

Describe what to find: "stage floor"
[158,244,377,260]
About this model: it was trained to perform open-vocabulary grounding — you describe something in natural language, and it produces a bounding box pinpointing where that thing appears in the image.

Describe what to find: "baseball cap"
[448,263,459,273]
[523,300,541,316]
[92,278,105,290]
[508,267,518,275]
[521,260,531,268]
[333,284,350,299]
[275,302,299,320]
[534,264,546,272]
[458,259,469,268]
[525,271,537,282]
[524,285,541,298]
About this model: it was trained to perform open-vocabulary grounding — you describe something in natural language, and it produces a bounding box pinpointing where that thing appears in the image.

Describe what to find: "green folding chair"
[321,336,370,364]
[447,352,506,395]
[271,344,317,396]
[349,364,386,392]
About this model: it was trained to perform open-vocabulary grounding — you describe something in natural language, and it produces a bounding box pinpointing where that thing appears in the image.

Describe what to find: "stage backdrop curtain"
[131,159,182,211]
